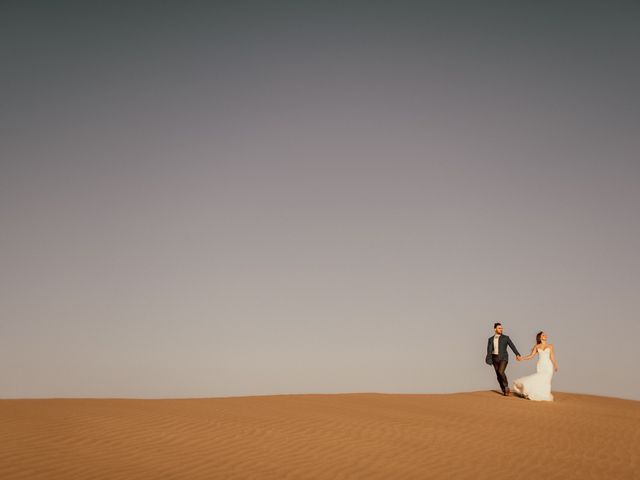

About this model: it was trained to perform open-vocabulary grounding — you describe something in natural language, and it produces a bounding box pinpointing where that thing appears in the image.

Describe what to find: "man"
[486,323,522,396]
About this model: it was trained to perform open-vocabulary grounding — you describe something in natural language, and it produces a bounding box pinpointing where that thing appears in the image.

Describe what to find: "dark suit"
[486,334,521,394]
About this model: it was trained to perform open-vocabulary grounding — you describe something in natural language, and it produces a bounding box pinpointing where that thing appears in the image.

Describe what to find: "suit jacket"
[486,334,521,364]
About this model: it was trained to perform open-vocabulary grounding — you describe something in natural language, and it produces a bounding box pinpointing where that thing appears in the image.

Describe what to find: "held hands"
[516,356,523,361]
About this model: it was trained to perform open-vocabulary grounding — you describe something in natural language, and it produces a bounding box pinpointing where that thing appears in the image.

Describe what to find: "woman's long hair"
[536,331,544,344]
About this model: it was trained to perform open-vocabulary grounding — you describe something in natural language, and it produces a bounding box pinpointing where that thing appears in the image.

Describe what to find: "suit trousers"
[492,354,508,393]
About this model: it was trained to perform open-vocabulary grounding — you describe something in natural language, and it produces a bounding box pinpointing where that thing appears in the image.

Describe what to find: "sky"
[1,2,639,400]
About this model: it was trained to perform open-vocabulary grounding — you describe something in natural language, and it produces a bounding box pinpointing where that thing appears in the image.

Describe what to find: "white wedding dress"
[512,347,554,401]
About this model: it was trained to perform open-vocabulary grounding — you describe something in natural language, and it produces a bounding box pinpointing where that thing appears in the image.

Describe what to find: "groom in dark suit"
[486,323,522,396]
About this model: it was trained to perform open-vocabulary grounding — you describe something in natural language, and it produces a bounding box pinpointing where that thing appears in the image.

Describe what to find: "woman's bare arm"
[550,344,558,371]
[521,345,538,361]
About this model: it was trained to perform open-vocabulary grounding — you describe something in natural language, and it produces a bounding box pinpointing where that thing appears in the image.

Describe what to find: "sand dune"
[1,391,638,479]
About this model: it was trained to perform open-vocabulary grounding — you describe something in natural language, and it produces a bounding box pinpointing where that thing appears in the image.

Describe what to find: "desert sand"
[1,391,638,479]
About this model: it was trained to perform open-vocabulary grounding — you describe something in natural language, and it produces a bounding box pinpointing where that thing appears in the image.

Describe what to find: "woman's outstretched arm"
[521,345,538,361]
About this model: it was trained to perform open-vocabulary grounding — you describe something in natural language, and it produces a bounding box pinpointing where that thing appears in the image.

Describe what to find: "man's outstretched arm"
[507,337,521,358]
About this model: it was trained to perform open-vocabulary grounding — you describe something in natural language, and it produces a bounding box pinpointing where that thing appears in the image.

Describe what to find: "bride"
[512,331,558,401]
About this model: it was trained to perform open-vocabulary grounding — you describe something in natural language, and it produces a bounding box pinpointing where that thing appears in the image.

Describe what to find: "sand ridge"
[1,391,638,479]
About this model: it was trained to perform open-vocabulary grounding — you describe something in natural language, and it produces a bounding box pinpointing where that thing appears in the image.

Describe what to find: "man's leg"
[497,360,509,395]
[492,355,506,393]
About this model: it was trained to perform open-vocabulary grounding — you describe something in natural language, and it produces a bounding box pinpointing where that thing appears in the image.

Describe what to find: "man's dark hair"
[494,322,502,329]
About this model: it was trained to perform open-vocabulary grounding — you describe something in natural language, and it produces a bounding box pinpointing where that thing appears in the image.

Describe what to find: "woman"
[512,331,558,401]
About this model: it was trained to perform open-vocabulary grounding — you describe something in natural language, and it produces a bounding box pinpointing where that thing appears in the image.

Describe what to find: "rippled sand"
[1,391,638,479]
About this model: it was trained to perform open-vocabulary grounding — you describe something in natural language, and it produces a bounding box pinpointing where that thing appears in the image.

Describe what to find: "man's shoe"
[504,388,510,396]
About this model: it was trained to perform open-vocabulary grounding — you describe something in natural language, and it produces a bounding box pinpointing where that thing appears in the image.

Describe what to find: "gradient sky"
[2,2,639,400]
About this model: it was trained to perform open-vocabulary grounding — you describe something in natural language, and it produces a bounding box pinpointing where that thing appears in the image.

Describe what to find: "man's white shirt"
[493,334,500,354]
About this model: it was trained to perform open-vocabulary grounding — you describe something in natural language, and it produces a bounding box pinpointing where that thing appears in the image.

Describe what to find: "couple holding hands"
[486,322,558,401]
